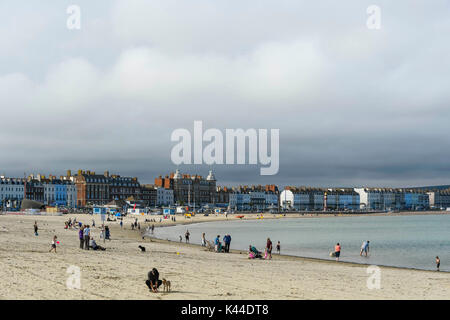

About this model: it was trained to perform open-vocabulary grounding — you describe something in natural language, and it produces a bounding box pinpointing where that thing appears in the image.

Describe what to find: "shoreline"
[145,210,450,229]
[148,236,450,274]
[145,226,450,275]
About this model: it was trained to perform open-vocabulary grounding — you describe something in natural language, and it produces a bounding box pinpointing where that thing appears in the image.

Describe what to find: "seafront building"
[227,185,279,211]
[280,187,359,211]
[0,177,25,210]
[139,184,174,207]
[354,188,429,210]
[154,169,216,207]
[3,168,450,212]
[427,189,450,209]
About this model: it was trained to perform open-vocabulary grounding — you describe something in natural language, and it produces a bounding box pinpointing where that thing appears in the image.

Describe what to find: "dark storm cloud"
[1,0,450,187]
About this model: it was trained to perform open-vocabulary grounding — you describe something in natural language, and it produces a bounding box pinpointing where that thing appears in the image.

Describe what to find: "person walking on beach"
[49,235,58,253]
[92,219,95,227]
[360,240,370,257]
[151,224,155,234]
[436,256,440,271]
[185,230,190,243]
[266,238,273,259]
[179,235,182,242]
[335,243,341,262]
[34,221,38,236]
[276,241,281,255]
[120,220,123,229]
[201,233,206,247]
[83,225,91,250]
[79,226,85,249]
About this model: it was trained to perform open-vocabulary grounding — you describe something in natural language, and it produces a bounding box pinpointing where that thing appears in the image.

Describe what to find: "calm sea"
[153,214,450,271]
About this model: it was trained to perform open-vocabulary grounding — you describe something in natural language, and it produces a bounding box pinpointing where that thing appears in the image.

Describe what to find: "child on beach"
[436,256,440,271]
[334,243,341,262]
[276,241,280,255]
[49,235,58,253]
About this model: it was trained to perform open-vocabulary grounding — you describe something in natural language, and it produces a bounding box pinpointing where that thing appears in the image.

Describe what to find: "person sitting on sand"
[89,237,106,251]
[146,268,162,293]
[248,245,262,259]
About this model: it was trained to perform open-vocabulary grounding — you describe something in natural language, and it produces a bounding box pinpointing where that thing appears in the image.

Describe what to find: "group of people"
[78,223,108,251]
[131,218,141,230]
[213,234,232,253]
[63,217,79,230]
[248,238,280,259]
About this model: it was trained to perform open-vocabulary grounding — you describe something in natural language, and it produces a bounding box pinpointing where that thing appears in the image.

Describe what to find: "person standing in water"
[360,240,370,257]
[185,230,190,243]
[436,256,440,271]
[335,243,341,262]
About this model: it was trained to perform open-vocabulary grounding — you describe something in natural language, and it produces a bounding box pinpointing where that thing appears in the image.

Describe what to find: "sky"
[1,0,450,188]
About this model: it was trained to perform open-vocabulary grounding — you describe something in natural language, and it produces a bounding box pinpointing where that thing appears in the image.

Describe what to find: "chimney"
[104,170,109,177]
[67,170,72,177]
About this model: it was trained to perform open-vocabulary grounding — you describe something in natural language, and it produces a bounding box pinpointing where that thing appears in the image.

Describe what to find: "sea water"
[153,214,450,272]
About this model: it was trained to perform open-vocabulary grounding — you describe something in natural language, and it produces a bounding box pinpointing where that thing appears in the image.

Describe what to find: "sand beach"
[0,212,449,300]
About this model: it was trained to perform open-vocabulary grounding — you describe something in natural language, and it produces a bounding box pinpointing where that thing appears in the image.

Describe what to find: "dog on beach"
[138,245,146,252]
[162,278,171,292]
